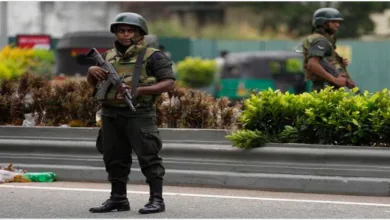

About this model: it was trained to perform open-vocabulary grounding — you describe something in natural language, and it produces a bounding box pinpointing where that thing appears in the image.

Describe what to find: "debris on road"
[0,164,56,183]
[0,164,30,183]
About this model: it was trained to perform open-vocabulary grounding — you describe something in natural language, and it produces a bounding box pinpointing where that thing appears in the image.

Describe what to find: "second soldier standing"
[302,7,357,92]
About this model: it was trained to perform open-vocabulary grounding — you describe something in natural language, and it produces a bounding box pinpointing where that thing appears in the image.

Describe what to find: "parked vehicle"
[215,51,311,100]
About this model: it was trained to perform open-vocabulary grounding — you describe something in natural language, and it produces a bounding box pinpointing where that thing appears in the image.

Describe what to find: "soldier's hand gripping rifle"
[86,48,136,111]
[320,59,362,94]
[294,43,361,94]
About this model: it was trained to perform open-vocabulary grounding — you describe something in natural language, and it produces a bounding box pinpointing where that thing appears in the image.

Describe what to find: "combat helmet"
[110,12,148,35]
[312,8,343,27]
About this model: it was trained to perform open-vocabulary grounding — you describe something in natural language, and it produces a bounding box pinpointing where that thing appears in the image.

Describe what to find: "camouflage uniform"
[302,8,350,92]
[89,12,175,214]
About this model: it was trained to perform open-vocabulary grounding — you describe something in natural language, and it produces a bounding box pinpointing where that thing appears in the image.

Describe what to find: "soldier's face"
[326,21,340,33]
[115,24,140,46]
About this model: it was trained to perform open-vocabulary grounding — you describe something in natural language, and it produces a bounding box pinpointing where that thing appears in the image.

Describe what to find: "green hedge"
[227,87,390,148]
[0,45,55,82]
[176,57,217,88]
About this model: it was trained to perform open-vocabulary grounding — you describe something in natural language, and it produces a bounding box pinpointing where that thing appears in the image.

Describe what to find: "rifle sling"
[131,48,147,96]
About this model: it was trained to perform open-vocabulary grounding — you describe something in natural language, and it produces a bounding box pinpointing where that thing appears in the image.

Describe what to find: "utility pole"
[39,2,46,33]
[0,1,8,48]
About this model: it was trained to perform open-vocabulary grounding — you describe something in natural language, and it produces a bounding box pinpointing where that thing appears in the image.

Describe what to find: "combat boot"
[138,192,165,214]
[89,182,129,213]
[89,197,130,213]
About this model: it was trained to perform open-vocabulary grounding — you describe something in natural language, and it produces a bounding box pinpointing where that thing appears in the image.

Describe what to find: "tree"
[233,2,389,38]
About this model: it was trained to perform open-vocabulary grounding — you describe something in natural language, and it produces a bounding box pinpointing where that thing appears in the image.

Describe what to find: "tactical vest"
[95,47,160,107]
[303,33,346,82]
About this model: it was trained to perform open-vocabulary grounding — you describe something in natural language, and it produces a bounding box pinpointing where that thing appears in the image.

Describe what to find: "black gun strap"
[131,48,147,96]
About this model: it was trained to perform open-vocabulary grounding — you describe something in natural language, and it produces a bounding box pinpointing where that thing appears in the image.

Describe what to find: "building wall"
[370,9,390,37]
[8,1,120,38]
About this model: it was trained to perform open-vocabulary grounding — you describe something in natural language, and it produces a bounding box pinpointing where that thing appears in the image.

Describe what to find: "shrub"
[0,45,55,82]
[0,73,243,129]
[157,85,243,129]
[0,79,15,124]
[176,57,217,88]
[226,129,267,149]
[227,87,390,148]
[0,73,99,126]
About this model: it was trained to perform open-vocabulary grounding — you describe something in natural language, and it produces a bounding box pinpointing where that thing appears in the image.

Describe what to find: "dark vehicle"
[215,51,311,100]
[54,31,159,76]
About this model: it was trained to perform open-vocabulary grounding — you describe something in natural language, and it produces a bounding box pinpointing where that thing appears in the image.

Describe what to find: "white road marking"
[0,184,390,208]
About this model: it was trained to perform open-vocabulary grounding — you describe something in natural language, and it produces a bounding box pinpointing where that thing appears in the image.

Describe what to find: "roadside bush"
[0,79,15,124]
[176,57,217,88]
[0,73,99,126]
[0,73,243,129]
[157,86,243,129]
[227,87,390,148]
[0,45,55,82]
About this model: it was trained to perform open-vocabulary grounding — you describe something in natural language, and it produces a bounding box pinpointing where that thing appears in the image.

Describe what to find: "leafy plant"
[0,73,99,127]
[226,129,267,149]
[228,86,390,148]
[0,79,15,124]
[157,85,243,129]
[176,57,217,88]
[2,74,242,129]
[0,45,55,81]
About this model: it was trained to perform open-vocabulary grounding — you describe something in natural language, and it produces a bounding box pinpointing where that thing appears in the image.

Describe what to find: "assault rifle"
[86,48,136,111]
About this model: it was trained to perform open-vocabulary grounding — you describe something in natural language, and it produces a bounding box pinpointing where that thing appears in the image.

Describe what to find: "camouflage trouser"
[98,113,165,187]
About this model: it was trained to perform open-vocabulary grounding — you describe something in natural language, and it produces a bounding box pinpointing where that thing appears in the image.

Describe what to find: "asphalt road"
[1,181,390,218]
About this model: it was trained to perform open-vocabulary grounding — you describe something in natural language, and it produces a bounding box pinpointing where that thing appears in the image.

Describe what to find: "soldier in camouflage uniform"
[302,8,356,91]
[87,12,175,214]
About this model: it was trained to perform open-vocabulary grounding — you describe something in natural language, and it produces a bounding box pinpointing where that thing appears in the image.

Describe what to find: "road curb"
[15,164,390,197]
[1,126,390,196]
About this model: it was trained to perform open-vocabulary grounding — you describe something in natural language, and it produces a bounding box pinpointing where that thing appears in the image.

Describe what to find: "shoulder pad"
[146,47,160,53]
[105,49,117,62]
[307,33,328,44]
[144,47,161,61]
[145,47,160,56]
[303,33,328,50]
